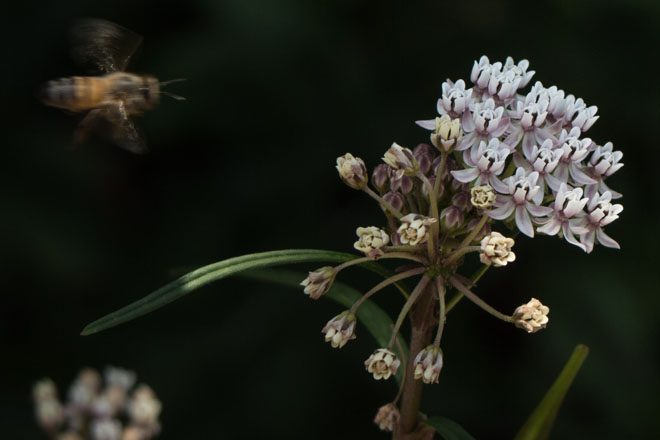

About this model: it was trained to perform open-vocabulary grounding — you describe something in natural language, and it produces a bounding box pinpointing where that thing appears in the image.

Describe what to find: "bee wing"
[70,19,143,73]
[75,103,148,154]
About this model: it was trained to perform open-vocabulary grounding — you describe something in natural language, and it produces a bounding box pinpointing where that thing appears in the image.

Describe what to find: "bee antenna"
[160,78,187,87]
[162,91,186,101]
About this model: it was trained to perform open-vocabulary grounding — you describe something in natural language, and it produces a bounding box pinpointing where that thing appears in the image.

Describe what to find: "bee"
[40,19,184,154]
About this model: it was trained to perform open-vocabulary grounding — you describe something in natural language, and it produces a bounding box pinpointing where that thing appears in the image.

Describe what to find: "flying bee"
[40,19,184,154]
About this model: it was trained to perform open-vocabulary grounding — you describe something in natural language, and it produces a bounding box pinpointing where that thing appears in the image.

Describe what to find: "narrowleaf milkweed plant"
[82,56,623,439]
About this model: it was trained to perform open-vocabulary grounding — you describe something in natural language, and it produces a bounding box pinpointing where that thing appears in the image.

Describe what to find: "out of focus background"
[1,0,658,438]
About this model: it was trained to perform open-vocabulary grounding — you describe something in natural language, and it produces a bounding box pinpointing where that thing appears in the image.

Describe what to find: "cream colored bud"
[374,403,400,432]
[322,311,356,348]
[364,348,400,380]
[397,214,437,246]
[383,143,419,176]
[336,153,368,190]
[354,226,390,258]
[300,266,336,299]
[33,379,58,402]
[413,345,443,384]
[129,385,162,427]
[513,298,550,333]
[479,232,515,267]
[470,185,496,209]
[431,115,462,152]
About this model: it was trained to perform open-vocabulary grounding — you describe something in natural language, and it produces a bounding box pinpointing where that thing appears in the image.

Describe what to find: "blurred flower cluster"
[301,55,623,433]
[33,367,161,440]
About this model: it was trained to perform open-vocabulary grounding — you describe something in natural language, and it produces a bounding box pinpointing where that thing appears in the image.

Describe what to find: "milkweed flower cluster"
[300,55,623,435]
[33,367,162,440]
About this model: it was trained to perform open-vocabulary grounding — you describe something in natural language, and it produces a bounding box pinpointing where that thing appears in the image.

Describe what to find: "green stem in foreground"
[450,275,513,323]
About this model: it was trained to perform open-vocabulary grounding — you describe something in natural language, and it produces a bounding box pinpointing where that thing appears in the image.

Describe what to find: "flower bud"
[413,345,443,384]
[354,226,390,258]
[479,232,515,267]
[430,115,462,152]
[512,298,550,333]
[383,143,419,176]
[397,214,437,246]
[389,172,414,194]
[300,267,336,299]
[372,164,390,193]
[322,311,356,348]
[413,143,435,175]
[374,403,400,432]
[470,185,496,209]
[364,348,400,380]
[440,206,463,230]
[129,385,162,428]
[336,153,368,190]
[383,191,405,213]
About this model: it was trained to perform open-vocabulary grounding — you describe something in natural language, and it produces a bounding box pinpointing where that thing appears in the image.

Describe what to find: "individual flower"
[105,367,137,391]
[413,345,443,384]
[470,55,500,94]
[525,82,567,122]
[536,183,589,250]
[336,153,368,190]
[68,368,102,410]
[372,164,390,193]
[383,191,405,213]
[562,95,599,132]
[458,98,510,150]
[300,267,336,299]
[383,143,418,176]
[90,418,122,440]
[354,226,390,258]
[506,98,554,157]
[489,167,553,237]
[479,232,516,267]
[585,142,624,199]
[487,65,521,103]
[322,311,357,348]
[518,138,563,192]
[451,138,510,191]
[501,56,535,89]
[470,185,496,209]
[575,191,623,253]
[365,348,400,380]
[418,115,464,152]
[413,143,435,175]
[553,127,597,187]
[513,298,550,333]
[440,205,463,230]
[397,214,437,246]
[374,403,400,432]
[438,79,473,119]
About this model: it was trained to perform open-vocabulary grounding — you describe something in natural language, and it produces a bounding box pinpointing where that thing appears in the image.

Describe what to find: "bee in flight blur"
[40,19,184,154]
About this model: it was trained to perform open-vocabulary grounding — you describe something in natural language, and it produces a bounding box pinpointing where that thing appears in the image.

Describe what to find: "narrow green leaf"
[426,416,476,440]
[514,344,590,440]
[81,249,405,336]
[240,268,409,383]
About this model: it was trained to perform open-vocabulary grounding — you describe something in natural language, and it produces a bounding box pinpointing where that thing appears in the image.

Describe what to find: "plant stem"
[433,277,446,346]
[449,275,513,323]
[446,264,490,313]
[396,279,438,438]
[364,186,404,219]
[444,245,480,265]
[334,252,427,272]
[388,276,431,348]
[350,267,426,312]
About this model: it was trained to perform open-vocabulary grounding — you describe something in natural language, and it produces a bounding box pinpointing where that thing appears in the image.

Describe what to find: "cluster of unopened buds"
[33,366,162,440]
[301,55,622,433]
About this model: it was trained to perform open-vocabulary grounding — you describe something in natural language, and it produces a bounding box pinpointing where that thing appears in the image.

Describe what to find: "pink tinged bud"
[480,232,515,267]
[470,185,496,209]
[336,153,368,190]
[365,348,400,380]
[397,214,437,246]
[383,191,405,213]
[413,143,435,174]
[383,143,418,176]
[513,298,550,333]
[374,403,400,432]
[354,226,390,258]
[322,311,356,348]
[441,206,463,230]
[413,345,443,384]
[372,164,390,192]
[300,267,336,299]
[390,172,414,194]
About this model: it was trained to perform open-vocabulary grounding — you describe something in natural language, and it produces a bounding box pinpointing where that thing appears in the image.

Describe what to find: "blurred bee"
[40,19,184,154]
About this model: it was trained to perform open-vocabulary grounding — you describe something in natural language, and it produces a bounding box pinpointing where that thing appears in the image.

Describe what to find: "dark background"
[1,0,658,438]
